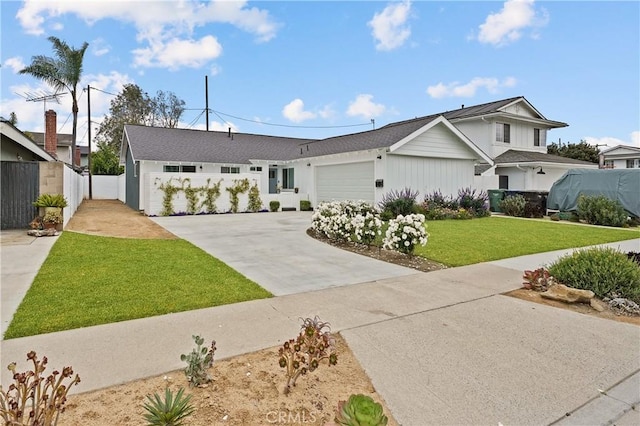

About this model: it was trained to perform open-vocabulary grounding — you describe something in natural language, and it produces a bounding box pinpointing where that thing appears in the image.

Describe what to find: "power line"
[210,108,372,129]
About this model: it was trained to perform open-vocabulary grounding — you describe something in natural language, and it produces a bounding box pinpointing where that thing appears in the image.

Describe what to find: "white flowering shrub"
[352,211,383,246]
[312,200,380,243]
[383,213,428,255]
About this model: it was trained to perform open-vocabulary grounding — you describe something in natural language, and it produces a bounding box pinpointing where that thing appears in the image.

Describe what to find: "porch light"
[536,167,546,175]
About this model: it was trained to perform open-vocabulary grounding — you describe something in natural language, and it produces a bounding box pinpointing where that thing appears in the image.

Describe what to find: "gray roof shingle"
[494,149,596,165]
[125,125,313,164]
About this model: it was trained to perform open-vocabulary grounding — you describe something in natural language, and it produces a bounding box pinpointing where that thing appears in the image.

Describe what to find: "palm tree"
[20,36,89,167]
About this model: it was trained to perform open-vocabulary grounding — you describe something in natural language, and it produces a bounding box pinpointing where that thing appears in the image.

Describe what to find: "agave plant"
[142,387,195,426]
[335,394,388,426]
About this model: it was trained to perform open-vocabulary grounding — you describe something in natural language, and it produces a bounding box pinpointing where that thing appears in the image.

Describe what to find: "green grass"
[4,232,272,339]
[416,216,639,267]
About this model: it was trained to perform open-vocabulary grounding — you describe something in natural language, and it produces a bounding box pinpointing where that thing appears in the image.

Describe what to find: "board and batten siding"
[385,155,475,198]
[502,102,538,119]
[392,122,479,160]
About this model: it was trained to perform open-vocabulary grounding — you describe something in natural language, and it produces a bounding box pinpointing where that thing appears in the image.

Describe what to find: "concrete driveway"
[152,211,417,295]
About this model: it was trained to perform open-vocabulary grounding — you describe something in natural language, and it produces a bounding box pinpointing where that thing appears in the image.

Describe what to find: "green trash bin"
[488,189,506,213]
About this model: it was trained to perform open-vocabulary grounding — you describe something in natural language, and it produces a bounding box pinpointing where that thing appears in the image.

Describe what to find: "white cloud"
[132,35,223,70]
[477,0,548,46]
[4,57,26,73]
[16,1,280,69]
[368,0,412,51]
[346,94,386,119]
[426,77,517,98]
[584,131,640,149]
[282,99,317,123]
[91,38,111,56]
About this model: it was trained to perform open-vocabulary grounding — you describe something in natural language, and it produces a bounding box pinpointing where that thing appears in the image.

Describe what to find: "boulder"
[541,284,594,304]
[27,229,59,237]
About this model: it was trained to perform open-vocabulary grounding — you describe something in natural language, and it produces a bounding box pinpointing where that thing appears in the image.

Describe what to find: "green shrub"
[180,335,216,388]
[33,193,68,208]
[499,195,526,217]
[143,387,195,426]
[269,200,280,212]
[378,188,419,218]
[577,194,628,227]
[300,200,312,211]
[548,247,640,303]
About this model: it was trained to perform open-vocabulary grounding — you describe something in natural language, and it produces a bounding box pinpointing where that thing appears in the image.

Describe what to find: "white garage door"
[316,161,375,204]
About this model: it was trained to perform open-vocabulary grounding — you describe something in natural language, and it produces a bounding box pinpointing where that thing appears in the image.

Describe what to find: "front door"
[269,168,278,193]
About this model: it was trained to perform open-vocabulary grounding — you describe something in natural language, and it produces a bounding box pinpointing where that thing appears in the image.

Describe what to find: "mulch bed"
[306,228,445,273]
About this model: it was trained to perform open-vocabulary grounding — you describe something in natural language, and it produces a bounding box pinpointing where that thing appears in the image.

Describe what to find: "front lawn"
[418,216,639,267]
[4,232,272,339]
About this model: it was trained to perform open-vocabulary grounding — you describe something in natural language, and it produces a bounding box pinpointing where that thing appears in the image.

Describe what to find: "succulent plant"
[335,394,388,426]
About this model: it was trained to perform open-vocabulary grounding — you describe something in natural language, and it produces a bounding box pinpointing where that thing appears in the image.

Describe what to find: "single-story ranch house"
[120,96,597,215]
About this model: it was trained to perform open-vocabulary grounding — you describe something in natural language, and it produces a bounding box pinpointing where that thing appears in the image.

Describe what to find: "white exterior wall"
[88,175,121,199]
[144,172,262,216]
[385,155,475,199]
[452,121,493,158]
[118,173,126,202]
[393,122,479,159]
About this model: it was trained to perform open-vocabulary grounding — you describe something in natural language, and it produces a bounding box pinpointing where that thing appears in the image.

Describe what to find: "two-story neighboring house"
[445,97,597,191]
[599,145,640,169]
[120,96,590,215]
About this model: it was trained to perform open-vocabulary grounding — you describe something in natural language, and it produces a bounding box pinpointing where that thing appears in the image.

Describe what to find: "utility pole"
[87,85,93,199]
[205,75,209,131]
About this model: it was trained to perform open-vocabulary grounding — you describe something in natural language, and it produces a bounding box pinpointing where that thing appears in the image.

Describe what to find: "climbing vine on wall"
[200,178,223,213]
[226,178,250,213]
[247,180,263,212]
[156,178,182,216]
[182,178,200,215]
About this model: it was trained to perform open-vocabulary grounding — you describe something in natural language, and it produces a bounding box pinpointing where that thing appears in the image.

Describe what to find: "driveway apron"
[151,211,417,295]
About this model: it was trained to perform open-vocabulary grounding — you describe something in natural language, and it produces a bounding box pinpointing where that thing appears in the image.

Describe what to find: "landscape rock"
[589,298,606,312]
[27,229,59,237]
[540,284,594,304]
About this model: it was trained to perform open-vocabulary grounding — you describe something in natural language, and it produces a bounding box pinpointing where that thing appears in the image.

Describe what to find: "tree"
[91,141,124,175]
[152,90,185,128]
[547,140,600,163]
[20,36,89,167]
[96,84,186,151]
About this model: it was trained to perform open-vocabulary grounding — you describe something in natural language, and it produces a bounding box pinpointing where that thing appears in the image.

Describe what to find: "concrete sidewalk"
[1,230,638,424]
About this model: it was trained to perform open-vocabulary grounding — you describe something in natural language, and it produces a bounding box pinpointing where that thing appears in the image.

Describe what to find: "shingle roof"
[124,125,314,164]
[442,97,523,120]
[494,149,596,165]
[29,132,73,146]
[301,114,440,157]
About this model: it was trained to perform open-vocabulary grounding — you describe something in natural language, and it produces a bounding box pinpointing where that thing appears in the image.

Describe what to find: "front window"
[282,168,295,189]
[534,128,546,147]
[164,165,195,173]
[496,123,511,143]
[626,159,640,168]
[221,166,240,174]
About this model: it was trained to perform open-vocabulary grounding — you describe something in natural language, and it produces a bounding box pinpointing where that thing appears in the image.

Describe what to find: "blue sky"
[1,0,638,149]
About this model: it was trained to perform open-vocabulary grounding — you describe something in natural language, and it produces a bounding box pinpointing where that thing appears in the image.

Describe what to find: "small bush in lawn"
[269,200,280,212]
[278,316,337,395]
[247,181,263,212]
[383,213,428,255]
[577,194,628,227]
[180,335,216,388]
[0,351,80,426]
[500,195,526,217]
[548,247,640,303]
[143,386,195,426]
[378,188,419,219]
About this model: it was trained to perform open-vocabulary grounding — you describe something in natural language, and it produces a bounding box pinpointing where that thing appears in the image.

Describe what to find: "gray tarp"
[547,169,640,217]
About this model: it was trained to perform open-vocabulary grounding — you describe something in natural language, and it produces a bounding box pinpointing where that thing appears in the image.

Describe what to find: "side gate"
[1,161,39,229]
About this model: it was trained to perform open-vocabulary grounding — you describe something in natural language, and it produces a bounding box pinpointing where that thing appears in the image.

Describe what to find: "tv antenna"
[19,90,67,112]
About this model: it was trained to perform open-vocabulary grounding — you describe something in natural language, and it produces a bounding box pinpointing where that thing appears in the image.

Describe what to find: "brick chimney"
[44,109,58,157]
[75,147,81,168]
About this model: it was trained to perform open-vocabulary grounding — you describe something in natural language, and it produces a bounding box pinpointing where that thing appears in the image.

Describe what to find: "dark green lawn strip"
[417,217,639,267]
[5,232,272,339]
